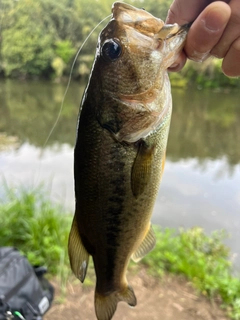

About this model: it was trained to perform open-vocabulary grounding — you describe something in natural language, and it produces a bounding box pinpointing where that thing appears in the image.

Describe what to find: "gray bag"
[0,247,54,320]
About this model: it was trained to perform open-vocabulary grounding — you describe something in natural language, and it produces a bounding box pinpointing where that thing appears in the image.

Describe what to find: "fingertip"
[211,1,240,59]
[166,0,208,25]
[222,37,240,77]
[203,2,231,32]
[184,2,230,61]
[168,53,187,72]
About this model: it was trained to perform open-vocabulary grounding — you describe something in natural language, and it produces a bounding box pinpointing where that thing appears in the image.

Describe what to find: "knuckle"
[230,9,240,27]
[167,1,189,24]
[168,1,181,18]
[232,37,240,51]
[167,5,179,23]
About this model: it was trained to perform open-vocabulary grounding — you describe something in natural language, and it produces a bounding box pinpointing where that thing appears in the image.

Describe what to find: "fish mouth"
[111,2,190,40]
[168,23,191,37]
[106,2,190,107]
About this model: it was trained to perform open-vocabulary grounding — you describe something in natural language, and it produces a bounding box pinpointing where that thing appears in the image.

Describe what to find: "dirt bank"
[46,269,229,320]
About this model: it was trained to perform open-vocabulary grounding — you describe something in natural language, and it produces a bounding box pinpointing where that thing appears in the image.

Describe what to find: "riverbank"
[1,186,240,318]
[46,270,229,320]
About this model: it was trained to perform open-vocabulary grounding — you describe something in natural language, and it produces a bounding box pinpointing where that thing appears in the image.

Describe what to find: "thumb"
[184,2,231,62]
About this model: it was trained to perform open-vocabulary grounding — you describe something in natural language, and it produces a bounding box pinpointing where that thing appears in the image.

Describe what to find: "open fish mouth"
[163,22,191,39]
[111,2,190,41]
[153,22,190,43]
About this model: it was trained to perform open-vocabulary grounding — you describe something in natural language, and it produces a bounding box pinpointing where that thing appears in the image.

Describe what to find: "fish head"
[89,2,189,142]
[95,1,189,96]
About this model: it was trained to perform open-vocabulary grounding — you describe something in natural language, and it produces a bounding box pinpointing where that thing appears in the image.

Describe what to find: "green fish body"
[68,2,188,320]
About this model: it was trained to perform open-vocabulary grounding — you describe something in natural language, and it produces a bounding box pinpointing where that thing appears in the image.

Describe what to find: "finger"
[166,0,210,70]
[166,0,210,25]
[184,2,231,62]
[222,37,240,77]
[168,51,187,72]
[211,0,240,58]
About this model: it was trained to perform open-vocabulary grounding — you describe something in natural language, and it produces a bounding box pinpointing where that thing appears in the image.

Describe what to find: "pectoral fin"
[68,214,89,282]
[131,224,156,262]
[131,141,155,198]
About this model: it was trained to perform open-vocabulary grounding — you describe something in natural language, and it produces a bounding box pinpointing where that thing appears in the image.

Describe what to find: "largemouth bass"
[68,2,188,320]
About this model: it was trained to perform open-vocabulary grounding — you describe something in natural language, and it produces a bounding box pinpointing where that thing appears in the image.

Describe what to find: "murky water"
[0,79,240,269]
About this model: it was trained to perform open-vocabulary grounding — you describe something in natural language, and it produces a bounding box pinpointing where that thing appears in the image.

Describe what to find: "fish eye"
[101,39,122,61]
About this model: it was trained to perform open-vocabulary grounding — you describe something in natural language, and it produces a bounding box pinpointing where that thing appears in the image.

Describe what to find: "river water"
[0,79,240,270]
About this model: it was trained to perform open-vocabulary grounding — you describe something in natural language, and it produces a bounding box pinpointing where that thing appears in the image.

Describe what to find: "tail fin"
[95,285,137,320]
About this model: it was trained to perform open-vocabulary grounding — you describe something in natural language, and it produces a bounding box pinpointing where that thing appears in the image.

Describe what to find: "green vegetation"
[143,227,240,319]
[0,183,72,275]
[170,59,240,89]
[0,0,239,87]
[1,186,240,318]
[1,0,170,79]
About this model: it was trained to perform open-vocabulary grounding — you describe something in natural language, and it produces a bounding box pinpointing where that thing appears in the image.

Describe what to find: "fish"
[68,2,188,320]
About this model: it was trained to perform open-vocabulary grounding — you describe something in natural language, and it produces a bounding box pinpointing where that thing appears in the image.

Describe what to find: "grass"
[142,227,240,319]
[0,185,240,319]
[0,183,72,276]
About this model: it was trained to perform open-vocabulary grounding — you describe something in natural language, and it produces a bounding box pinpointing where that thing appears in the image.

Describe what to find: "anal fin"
[131,224,156,262]
[95,285,136,320]
[68,214,89,282]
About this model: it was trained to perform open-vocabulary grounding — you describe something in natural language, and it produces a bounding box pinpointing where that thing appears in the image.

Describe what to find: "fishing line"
[35,13,112,193]
[42,13,112,150]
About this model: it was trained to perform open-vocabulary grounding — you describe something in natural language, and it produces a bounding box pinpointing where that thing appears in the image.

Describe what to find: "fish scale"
[68,2,189,320]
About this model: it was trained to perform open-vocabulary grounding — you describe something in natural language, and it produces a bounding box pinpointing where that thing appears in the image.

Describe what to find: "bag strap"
[3,272,31,303]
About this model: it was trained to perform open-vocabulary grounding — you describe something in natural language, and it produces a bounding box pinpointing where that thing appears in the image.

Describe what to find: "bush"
[0,184,72,274]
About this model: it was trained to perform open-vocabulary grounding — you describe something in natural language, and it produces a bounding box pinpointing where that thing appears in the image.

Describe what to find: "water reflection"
[168,88,240,166]
[0,143,74,208]
[1,80,240,166]
[0,80,240,269]
[153,158,240,268]
[0,80,82,146]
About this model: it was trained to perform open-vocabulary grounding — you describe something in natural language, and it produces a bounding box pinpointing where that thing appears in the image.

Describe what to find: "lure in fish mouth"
[68,2,189,320]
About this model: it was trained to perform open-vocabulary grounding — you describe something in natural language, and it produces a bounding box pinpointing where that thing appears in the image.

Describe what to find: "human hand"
[166,0,240,77]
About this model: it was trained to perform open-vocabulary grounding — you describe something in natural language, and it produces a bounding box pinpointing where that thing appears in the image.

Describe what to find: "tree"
[1,0,55,77]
